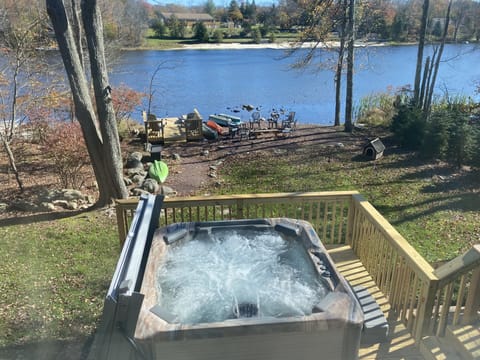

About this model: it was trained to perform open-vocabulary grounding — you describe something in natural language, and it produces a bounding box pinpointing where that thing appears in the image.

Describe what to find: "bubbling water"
[156,228,329,324]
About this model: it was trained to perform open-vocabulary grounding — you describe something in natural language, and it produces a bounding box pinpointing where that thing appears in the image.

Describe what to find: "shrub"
[390,103,425,149]
[422,99,479,167]
[354,89,398,127]
[42,121,90,189]
[212,29,224,43]
[193,21,209,43]
[252,28,262,44]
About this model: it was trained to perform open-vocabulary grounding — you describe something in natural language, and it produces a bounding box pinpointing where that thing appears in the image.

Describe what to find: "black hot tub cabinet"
[91,195,363,360]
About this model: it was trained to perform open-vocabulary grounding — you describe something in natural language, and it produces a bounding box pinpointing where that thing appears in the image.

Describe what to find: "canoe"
[206,120,229,136]
[148,160,169,183]
[202,123,218,140]
[218,113,241,125]
[209,114,243,128]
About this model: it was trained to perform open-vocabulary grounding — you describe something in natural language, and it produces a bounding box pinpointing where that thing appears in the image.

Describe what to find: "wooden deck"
[115,193,480,359]
[328,245,426,359]
[162,117,186,144]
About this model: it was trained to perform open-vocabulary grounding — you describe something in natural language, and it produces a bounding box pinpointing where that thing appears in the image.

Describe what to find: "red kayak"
[206,120,229,136]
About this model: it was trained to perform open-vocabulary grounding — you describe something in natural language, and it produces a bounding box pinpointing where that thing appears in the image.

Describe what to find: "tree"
[0,15,48,192]
[193,21,209,43]
[228,0,243,25]
[344,0,355,132]
[204,0,216,17]
[46,0,128,206]
[413,0,430,106]
[168,15,187,39]
[288,0,355,130]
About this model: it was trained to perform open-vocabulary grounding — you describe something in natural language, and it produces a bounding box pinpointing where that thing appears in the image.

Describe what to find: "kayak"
[209,114,243,128]
[206,120,229,136]
[148,160,169,183]
[202,123,218,140]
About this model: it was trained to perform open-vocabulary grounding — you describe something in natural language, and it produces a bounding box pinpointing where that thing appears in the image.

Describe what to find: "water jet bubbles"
[156,228,329,324]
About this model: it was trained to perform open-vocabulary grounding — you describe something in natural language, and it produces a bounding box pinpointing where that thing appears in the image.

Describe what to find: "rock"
[335,142,345,148]
[209,165,218,170]
[0,203,8,212]
[173,153,181,160]
[53,200,70,209]
[12,200,40,212]
[125,152,144,169]
[86,195,95,204]
[43,202,56,211]
[131,188,150,196]
[202,150,209,157]
[161,186,177,196]
[126,168,146,177]
[62,189,85,201]
[142,178,160,194]
[132,174,146,185]
[209,172,217,178]
[124,177,133,186]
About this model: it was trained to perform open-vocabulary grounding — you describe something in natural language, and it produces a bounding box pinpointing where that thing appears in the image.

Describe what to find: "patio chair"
[281,112,296,130]
[267,111,280,129]
[250,111,262,129]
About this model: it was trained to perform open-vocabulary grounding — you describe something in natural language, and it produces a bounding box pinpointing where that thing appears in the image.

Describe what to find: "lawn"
[1,129,479,356]
[0,211,119,350]
[217,138,480,264]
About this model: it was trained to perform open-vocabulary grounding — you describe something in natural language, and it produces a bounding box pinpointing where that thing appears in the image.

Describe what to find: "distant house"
[159,12,215,28]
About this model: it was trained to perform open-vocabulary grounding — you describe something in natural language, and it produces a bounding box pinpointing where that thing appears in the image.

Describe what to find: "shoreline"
[129,40,398,51]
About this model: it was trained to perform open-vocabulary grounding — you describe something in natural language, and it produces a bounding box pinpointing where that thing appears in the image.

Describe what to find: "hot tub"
[91,195,363,360]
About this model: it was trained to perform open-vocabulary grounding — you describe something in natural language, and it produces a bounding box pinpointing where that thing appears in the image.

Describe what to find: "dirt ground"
[0,123,372,221]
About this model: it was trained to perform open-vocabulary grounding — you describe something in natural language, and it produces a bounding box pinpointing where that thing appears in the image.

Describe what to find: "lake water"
[110,44,479,125]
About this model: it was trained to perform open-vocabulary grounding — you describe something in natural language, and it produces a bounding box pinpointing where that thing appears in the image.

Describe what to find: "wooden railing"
[115,192,480,343]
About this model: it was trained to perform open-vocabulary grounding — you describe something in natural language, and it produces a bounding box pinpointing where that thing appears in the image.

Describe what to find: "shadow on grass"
[376,191,480,227]
[0,206,101,228]
[0,335,93,360]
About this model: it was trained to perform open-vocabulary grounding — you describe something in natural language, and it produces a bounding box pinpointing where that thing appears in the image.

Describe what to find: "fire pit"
[91,195,363,360]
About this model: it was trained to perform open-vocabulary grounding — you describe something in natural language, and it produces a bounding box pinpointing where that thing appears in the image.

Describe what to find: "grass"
[1,129,479,354]
[0,211,119,349]
[217,136,480,264]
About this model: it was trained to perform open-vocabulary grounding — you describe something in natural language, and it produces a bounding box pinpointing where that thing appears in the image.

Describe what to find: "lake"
[109,44,480,125]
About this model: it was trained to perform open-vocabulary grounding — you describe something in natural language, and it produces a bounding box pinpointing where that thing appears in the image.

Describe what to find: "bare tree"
[46,0,128,206]
[288,0,356,130]
[344,0,355,132]
[413,0,430,106]
[0,19,46,192]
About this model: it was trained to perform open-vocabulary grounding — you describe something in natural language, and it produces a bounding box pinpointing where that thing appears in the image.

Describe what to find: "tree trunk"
[413,0,430,106]
[424,0,452,115]
[2,139,24,192]
[334,0,348,127]
[46,0,128,207]
[81,0,128,203]
[344,0,355,132]
[334,39,345,127]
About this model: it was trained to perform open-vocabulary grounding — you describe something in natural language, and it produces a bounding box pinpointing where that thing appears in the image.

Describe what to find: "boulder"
[125,152,144,169]
[131,188,150,197]
[142,178,160,194]
[161,186,177,197]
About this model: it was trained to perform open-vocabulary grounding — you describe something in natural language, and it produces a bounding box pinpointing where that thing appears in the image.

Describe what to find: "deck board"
[162,117,186,144]
[327,245,425,359]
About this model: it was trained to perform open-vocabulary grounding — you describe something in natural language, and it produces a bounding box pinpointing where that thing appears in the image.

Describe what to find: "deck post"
[414,279,438,342]
[463,266,480,324]
[116,201,128,247]
[346,194,358,246]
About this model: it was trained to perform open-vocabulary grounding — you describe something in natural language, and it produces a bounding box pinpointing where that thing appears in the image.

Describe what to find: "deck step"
[445,323,480,360]
[419,335,463,360]
[351,285,389,344]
